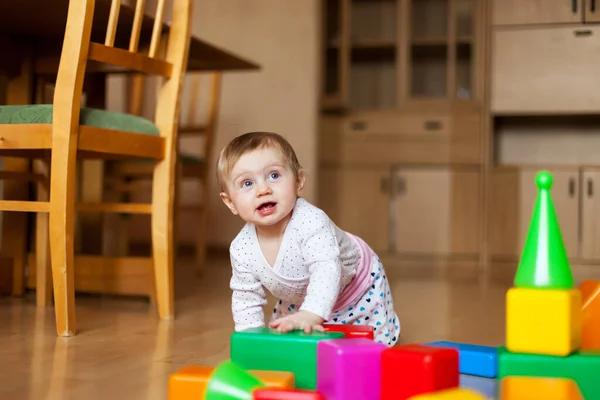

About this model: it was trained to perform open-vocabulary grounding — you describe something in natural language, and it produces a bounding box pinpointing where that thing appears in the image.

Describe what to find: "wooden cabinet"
[490,166,592,261]
[318,166,391,252]
[492,26,600,114]
[493,0,600,26]
[392,167,481,255]
[318,165,481,257]
[322,0,484,110]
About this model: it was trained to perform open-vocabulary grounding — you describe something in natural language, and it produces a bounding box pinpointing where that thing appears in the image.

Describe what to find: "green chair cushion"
[0,104,159,136]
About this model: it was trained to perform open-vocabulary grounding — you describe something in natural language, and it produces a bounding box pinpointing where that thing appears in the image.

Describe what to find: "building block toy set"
[168,171,598,399]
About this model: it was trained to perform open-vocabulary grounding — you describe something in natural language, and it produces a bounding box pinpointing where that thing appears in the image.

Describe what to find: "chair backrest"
[53,0,193,144]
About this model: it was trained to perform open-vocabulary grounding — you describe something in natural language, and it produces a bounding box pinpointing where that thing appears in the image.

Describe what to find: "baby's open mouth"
[257,202,277,212]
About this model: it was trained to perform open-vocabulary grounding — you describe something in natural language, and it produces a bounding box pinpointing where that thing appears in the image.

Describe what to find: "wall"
[122,0,321,249]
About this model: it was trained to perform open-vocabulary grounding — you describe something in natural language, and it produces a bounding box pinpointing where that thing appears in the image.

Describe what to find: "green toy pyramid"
[514,171,574,289]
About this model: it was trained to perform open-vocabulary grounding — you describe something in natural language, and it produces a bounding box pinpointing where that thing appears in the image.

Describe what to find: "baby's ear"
[219,191,238,215]
[296,170,306,195]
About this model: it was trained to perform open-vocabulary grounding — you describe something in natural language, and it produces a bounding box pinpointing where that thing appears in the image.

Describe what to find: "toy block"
[381,344,459,400]
[498,346,600,400]
[168,365,214,400]
[506,287,581,356]
[580,279,600,350]
[253,388,326,399]
[514,171,574,289]
[317,338,386,400]
[250,370,295,389]
[407,388,485,399]
[459,375,497,399]
[500,376,583,400]
[426,341,498,378]
[204,361,265,400]
[323,323,374,340]
[230,327,344,390]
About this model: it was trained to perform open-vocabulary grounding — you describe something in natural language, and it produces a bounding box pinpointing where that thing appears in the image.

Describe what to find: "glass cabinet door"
[406,0,476,102]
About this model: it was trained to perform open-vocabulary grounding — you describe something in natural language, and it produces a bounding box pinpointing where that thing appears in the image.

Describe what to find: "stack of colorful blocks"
[168,171,599,399]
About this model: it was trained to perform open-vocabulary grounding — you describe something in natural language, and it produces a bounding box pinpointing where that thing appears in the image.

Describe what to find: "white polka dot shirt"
[229,198,361,332]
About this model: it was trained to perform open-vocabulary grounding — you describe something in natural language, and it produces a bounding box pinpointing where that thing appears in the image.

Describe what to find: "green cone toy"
[514,171,574,289]
[204,361,265,400]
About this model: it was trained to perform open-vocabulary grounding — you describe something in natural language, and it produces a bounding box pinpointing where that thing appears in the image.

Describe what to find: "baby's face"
[220,146,304,228]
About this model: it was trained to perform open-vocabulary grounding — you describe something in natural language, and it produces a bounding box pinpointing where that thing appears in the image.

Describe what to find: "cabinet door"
[581,169,600,260]
[518,169,580,259]
[493,0,582,26]
[318,166,391,252]
[585,0,600,22]
[392,168,480,255]
[489,167,579,259]
[492,26,600,114]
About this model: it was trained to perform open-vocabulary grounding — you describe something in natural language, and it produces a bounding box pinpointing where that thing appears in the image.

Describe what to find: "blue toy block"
[426,341,498,378]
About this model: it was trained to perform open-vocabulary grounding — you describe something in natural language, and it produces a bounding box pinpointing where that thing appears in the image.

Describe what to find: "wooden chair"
[0,0,193,336]
[106,71,221,272]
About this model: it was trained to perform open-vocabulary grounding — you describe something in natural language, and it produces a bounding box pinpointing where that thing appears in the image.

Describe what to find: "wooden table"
[0,0,259,296]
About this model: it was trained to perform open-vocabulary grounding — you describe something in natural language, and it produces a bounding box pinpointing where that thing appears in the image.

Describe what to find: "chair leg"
[35,159,52,306]
[151,161,175,320]
[49,153,77,336]
[195,195,207,272]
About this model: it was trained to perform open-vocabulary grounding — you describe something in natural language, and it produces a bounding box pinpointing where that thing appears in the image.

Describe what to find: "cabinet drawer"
[342,112,451,136]
[492,26,600,114]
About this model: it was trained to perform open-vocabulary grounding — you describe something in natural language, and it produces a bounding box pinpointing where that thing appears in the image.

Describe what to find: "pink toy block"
[317,338,387,400]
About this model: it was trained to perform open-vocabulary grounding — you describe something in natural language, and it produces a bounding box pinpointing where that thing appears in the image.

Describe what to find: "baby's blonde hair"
[217,131,302,191]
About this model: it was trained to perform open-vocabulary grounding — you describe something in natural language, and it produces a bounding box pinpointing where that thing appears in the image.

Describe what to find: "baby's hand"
[269,311,325,334]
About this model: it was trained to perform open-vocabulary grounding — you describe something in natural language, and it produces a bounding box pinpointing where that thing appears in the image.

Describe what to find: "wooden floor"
[0,252,594,399]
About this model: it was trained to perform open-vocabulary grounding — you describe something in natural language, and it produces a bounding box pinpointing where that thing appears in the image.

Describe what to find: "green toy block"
[514,171,574,289]
[498,346,600,400]
[230,327,344,390]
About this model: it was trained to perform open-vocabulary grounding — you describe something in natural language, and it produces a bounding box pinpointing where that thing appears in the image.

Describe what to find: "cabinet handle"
[588,178,594,197]
[569,177,576,197]
[380,177,389,194]
[424,120,442,131]
[351,120,367,131]
[573,0,578,12]
[574,29,593,37]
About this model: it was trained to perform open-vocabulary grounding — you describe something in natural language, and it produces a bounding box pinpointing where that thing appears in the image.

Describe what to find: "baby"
[217,131,400,346]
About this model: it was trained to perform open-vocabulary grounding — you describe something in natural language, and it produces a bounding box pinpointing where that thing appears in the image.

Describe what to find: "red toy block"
[253,388,326,400]
[381,344,459,400]
[323,324,374,340]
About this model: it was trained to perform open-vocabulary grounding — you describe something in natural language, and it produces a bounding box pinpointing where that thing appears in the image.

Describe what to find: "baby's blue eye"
[270,172,280,180]
[242,180,253,187]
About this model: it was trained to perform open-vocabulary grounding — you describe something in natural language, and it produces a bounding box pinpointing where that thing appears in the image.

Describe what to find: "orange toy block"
[168,366,295,399]
[169,366,213,400]
[500,376,583,400]
[580,279,600,350]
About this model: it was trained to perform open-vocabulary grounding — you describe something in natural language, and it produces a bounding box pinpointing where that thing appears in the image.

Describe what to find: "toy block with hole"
[498,346,600,400]
[580,279,600,350]
[203,361,265,400]
[506,171,582,356]
[506,287,581,356]
[381,344,459,400]
[316,338,386,400]
[500,376,583,400]
[323,323,374,340]
[426,341,498,378]
[407,388,486,399]
[168,366,294,399]
[230,328,344,390]
[253,388,326,400]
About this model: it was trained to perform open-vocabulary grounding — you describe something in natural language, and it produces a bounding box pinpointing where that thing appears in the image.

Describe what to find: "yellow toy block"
[168,365,295,399]
[506,287,581,356]
[500,376,583,399]
[408,388,485,399]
